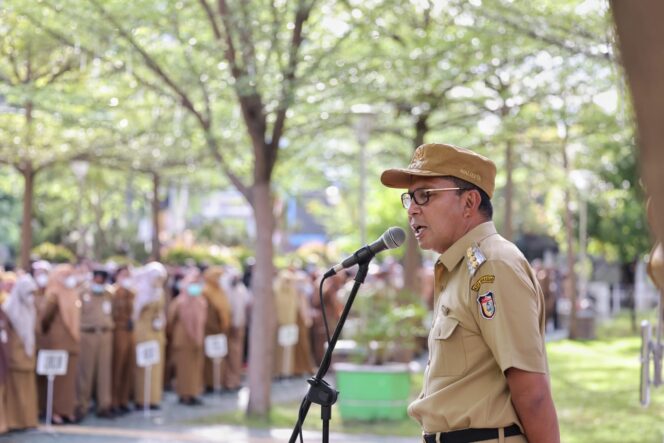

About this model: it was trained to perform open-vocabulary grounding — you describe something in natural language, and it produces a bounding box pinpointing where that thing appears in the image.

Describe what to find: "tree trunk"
[19,165,35,271]
[150,172,161,261]
[562,141,579,339]
[503,140,514,241]
[246,181,276,416]
[403,115,427,296]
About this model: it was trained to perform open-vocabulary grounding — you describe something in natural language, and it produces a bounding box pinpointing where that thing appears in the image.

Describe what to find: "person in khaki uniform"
[40,264,81,424]
[132,262,168,409]
[0,307,10,434]
[273,268,300,378]
[381,143,559,443]
[220,270,250,391]
[2,275,39,430]
[111,267,135,414]
[167,270,207,405]
[77,269,114,418]
[201,266,231,392]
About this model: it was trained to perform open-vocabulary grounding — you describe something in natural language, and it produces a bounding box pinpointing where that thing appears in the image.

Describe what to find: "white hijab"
[2,274,37,357]
[130,262,167,321]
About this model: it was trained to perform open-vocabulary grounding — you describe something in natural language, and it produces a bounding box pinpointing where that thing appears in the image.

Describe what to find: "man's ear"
[466,189,481,211]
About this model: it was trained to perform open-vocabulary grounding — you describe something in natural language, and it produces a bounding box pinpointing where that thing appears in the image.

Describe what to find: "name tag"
[102,300,112,315]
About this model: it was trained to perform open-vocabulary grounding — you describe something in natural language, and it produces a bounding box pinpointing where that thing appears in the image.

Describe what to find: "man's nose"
[407,200,421,216]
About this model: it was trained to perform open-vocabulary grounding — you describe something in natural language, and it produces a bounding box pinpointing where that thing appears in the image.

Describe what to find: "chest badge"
[465,243,486,276]
[477,291,496,319]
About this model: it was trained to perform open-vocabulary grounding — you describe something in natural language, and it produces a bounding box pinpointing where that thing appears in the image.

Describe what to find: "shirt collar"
[439,221,498,272]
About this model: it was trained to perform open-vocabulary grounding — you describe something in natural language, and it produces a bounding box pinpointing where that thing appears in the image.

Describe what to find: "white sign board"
[205,334,228,359]
[278,324,299,347]
[136,340,160,367]
[36,350,69,376]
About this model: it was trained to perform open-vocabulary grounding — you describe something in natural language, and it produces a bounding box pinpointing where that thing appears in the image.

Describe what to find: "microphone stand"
[288,262,370,443]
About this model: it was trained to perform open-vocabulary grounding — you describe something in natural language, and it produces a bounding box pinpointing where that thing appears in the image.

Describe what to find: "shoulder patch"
[465,243,486,276]
[471,274,495,292]
[477,291,496,319]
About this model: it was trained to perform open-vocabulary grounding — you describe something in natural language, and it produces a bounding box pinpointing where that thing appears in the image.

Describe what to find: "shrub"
[31,242,76,264]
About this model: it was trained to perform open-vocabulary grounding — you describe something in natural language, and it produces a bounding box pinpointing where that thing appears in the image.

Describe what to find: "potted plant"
[334,289,428,421]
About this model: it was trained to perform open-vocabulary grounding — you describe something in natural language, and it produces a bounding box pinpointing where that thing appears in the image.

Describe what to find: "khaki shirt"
[408,222,548,433]
[80,287,114,330]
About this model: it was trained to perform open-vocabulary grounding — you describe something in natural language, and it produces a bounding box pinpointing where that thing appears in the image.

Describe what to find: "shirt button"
[441,305,450,316]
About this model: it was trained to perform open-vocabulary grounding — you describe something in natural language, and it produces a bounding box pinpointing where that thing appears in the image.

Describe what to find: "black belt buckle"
[423,424,521,443]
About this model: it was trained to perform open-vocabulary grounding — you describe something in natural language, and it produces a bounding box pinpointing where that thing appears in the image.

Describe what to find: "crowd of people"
[0,257,377,434]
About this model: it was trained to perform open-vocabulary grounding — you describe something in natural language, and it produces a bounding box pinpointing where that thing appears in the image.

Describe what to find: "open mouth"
[412,224,427,237]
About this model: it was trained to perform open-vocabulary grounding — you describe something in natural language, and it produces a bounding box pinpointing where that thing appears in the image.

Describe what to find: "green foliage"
[162,245,242,268]
[31,242,75,264]
[350,289,428,364]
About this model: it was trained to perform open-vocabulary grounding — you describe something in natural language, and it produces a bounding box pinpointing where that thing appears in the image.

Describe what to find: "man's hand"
[505,367,560,443]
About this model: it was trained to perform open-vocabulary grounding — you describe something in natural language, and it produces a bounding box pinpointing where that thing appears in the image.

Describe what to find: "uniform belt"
[81,326,112,333]
[423,424,522,443]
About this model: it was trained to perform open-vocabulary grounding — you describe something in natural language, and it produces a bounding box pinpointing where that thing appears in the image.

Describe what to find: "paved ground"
[0,376,419,443]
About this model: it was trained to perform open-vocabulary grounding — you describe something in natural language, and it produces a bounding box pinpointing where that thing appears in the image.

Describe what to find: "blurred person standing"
[0,272,16,305]
[274,268,299,378]
[111,267,135,414]
[220,269,250,391]
[201,266,231,392]
[381,143,559,443]
[31,260,51,417]
[77,269,114,418]
[132,262,168,410]
[292,268,315,376]
[40,265,81,424]
[167,271,207,405]
[310,272,346,366]
[0,306,10,434]
[3,274,39,430]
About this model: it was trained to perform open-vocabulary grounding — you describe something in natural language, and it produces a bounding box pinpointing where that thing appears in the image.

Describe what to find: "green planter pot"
[333,362,411,421]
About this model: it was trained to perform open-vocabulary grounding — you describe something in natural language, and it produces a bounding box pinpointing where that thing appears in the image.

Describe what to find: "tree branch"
[86,0,210,131]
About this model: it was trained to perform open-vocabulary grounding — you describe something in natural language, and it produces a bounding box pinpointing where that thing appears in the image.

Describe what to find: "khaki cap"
[380,143,497,198]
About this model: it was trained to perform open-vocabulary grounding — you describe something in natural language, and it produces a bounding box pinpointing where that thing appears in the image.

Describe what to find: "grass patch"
[192,310,664,442]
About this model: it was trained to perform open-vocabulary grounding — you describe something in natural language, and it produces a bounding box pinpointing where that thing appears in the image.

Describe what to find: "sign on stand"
[205,334,228,393]
[136,340,160,417]
[37,350,69,428]
[278,324,299,347]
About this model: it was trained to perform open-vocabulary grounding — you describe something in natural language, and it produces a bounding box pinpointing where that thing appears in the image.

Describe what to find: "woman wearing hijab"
[3,274,39,430]
[167,270,208,405]
[220,269,250,391]
[133,262,168,409]
[202,266,231,392]
[40,264,82,424]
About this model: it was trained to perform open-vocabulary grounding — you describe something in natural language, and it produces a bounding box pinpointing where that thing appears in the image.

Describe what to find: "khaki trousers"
[77,331,113,413]
[112,330,134,408]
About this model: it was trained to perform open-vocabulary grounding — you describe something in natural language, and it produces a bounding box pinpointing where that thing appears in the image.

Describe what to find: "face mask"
[36,274,49,288]
[120,280,132,290]
[187,283,203,297]
[91,283,104,294]
[65,276,78,289]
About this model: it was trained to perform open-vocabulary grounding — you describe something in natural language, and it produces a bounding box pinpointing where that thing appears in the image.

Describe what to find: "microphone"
[323,227,406,278]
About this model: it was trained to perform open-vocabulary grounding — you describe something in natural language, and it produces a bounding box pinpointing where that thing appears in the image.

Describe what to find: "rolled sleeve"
[471,260,547,374]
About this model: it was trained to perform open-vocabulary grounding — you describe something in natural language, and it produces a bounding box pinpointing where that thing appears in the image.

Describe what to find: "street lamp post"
[352,105,375,246]
[71,160,90,259]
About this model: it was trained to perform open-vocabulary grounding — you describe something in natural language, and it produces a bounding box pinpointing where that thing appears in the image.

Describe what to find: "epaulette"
[465,242,486,277]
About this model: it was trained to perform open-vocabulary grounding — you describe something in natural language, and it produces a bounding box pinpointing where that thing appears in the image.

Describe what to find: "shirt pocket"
[430,316,467,377]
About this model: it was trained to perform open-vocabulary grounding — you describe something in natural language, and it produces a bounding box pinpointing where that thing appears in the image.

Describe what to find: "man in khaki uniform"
[77,269,114,418]
[381,143,559,443]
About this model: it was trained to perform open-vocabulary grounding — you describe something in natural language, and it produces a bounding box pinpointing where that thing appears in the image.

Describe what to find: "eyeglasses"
[401,187,463,209]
